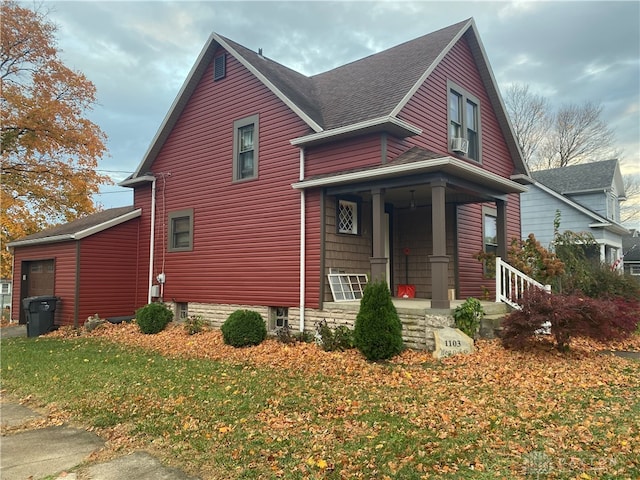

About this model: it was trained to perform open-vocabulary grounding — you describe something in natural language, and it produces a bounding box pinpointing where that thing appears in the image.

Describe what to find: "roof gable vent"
[213,54,226,81]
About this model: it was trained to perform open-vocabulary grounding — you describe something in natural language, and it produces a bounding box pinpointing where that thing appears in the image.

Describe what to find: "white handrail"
[495,257,551,309]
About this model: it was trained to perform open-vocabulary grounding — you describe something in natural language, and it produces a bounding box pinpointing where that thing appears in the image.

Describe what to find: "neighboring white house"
[520,159,629,267]
[622,229,640,278]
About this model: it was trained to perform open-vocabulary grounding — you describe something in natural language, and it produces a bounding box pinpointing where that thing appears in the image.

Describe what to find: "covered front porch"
[295,148,528,311]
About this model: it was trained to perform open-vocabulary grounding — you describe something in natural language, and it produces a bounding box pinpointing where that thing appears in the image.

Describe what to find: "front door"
[19,259,55,324]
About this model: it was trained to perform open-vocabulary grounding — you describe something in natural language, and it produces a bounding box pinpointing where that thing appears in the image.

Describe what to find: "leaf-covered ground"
[3,322,639,479]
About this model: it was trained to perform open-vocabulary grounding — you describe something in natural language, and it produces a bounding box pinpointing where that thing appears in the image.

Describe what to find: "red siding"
[78,218,143,320]
[11,243,77,326]
[399,36,515,178]
[136,51,311,307]
[305,134,383,177]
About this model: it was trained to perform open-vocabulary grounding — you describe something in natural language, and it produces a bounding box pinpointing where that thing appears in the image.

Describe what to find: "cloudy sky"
[40,0,639,222]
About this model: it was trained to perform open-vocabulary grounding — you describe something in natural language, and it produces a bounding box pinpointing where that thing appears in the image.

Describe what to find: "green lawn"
[1,332,638,479]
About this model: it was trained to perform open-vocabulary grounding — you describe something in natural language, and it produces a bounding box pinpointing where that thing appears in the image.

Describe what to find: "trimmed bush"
[353,280,403,361]
[502,288,639,351]
[135,303,173,334]
[221,309,267,347]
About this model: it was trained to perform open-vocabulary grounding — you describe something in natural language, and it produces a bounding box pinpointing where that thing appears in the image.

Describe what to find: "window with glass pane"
[448,81,481,161]
[233,115,259,181]
[449,91,462,138]
[466,99,478,160]
[238,124,254,179]
[484,214,497,255]
[338,199,358,234]
[168,209,193,252]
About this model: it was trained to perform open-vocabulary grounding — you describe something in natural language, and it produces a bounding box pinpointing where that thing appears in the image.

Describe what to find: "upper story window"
[168,208,194,252]
[233,115,259,181]
[448,81,481,162]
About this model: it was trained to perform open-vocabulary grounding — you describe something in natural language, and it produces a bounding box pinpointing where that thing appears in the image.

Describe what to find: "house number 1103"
[444,340,462,347]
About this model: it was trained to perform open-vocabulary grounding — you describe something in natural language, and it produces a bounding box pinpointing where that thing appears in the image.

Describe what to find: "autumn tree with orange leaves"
[1,1,109,277]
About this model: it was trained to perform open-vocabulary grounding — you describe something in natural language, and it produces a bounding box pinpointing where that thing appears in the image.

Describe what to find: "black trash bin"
[22,296,59,337]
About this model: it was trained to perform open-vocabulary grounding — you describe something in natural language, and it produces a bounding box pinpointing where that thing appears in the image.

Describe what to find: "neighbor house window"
[233,114,259,181]
[448,81,481,161]
[631,265,640,276]
[337,198,360,235]
[1,283,10,295]
[270,307,289,330]
[168,209,194,252]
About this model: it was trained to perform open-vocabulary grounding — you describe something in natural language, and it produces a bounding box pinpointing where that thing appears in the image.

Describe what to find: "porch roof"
[292,147,528,196]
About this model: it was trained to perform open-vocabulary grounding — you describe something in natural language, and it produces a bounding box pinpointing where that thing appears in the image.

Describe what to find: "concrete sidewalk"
[0,399,199,479]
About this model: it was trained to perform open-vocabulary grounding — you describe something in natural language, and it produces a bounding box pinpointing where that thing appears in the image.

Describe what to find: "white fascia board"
[588,222,629,236]
[290,116,422,146]
[119,175,156,187]
[8,209,142,248]
[292,156,527,193]
[214,34,323,134]
[74,209,142,240]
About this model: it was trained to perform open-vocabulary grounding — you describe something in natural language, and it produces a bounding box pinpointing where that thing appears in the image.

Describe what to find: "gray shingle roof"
[223,20,468,130]
[9,206,137,245]
[532,159,619,194]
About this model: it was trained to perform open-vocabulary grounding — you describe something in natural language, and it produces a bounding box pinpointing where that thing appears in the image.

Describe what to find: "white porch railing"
[495,257,551,309]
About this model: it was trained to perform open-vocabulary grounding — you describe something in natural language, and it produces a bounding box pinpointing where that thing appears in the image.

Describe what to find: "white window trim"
[630,264,640,276]
[337,198,359,235]
[328,273,368,302]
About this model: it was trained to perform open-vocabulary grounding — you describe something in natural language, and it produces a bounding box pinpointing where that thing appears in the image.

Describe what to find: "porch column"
[496,199,508,260]
[430,180,450,309]
[370,188,388,284]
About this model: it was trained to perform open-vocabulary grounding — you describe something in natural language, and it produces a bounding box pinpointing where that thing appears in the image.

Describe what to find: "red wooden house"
[10,19,531,348]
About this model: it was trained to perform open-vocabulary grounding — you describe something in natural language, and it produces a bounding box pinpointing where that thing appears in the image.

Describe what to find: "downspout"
[299,147,306,333]
[147,177,157,304]
[74,241,80,328]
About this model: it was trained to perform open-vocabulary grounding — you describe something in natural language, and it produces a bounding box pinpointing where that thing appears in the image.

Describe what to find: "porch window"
[233,114,259,181]
[483,212,498,256]
[337,198,359,235]
[448,81,481,162]
[168,209,194,252]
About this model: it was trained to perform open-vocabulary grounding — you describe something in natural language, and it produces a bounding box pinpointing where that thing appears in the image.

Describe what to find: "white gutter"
[148,177,157,304]
[299,147,306,333]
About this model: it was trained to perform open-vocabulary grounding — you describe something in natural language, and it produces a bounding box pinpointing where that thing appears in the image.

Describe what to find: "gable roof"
[8,207,141,248]
[622,233,640,262]
[122,18,528,185]
[530,180,628,236]
[532,159,625,198]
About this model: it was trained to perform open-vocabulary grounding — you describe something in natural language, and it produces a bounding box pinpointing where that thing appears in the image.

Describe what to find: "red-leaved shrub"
[502,289,639,351]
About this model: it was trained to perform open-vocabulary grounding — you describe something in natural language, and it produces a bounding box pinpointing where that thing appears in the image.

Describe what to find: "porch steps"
[479,302,512,339]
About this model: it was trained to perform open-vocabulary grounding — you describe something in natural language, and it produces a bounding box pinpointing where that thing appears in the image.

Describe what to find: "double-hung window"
[168,209,194,252]
[233,115,259,181]
[448,81,481,162]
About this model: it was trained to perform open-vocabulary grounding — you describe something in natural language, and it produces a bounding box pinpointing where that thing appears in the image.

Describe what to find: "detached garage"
[8,207,144,328]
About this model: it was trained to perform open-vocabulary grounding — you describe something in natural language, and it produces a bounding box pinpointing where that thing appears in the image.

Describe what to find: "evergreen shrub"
[353,280,403,361]
[221,309,267,347]
[135,303,173,334]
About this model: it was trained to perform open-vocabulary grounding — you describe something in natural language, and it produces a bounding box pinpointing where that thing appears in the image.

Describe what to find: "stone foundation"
[167,301,455,351]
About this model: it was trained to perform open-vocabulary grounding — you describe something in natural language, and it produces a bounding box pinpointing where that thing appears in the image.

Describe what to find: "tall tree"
[503,83,619,171]
[504,84,550,166]
[1,1,109,278]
